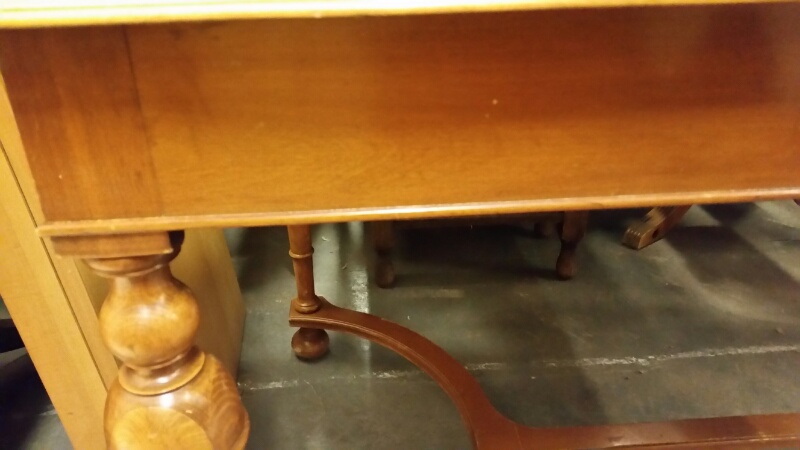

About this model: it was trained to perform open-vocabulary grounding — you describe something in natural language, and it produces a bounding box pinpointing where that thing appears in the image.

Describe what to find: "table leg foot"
[556,211,589,280]
[85,232,249,449]
[292,328,330,360]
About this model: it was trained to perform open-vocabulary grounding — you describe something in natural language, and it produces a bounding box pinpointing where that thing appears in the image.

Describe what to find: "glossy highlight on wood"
[0,0,794,28]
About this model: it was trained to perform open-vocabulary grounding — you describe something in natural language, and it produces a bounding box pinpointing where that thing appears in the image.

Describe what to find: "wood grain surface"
[2,5,799,237]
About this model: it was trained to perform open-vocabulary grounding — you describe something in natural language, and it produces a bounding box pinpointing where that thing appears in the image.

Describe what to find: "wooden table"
[1,1,799,448]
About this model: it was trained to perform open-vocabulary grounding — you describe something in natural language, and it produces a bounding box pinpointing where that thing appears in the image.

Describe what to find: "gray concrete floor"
[2,202,799,449]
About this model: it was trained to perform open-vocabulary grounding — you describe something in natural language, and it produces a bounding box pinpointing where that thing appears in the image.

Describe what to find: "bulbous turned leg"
[84,232,249,450]
[287,225,330,360]
[372,221,396,289]
[556,211,589,280]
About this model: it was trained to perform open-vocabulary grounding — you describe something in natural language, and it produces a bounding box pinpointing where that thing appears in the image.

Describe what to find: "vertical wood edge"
[0,143,108,449]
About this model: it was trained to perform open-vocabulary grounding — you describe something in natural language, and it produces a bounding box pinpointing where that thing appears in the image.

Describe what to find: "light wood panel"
[2,5,799,237]
[0,0,796,28]
[179,229,246,376]
[0,143,108,450]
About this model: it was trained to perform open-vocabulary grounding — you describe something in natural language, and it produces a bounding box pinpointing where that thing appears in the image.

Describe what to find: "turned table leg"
[556,211,589,280]
[83,232,249,449]
[288,225,330,360]
[622,205,691,250]
[372,221,397,288]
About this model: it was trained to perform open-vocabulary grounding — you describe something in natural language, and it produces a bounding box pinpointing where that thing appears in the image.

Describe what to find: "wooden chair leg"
[556,211,589,280]
[622,205,691,250]
[287,225,330,360]
[84,231,249,449]
[372,221,396,289]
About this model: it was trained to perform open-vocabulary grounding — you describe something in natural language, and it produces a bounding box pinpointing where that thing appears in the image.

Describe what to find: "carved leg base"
[623,205,691,250]
[291,328,330,360]
[106,351,249,450]
[556,211,589,280]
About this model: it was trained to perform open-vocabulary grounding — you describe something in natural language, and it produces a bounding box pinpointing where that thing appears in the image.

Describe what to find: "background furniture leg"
[622,205,692,250]
[288,225,330,360]
[372,221,397,289]
[556,211,589,280]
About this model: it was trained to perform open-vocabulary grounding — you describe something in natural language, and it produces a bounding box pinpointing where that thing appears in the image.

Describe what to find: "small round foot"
[556,249,576,280]
[292,327,329,360]
[375,259,396,289]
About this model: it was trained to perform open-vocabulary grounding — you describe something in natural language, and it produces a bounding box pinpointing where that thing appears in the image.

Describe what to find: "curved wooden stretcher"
[288,224,800,449]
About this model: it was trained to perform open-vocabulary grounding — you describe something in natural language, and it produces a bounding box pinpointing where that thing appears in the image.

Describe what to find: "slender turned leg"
[622,205,691,250]
[556,211,589,280]
[288,225,330,360]
[372,221,396,289]
[84,232,249,449]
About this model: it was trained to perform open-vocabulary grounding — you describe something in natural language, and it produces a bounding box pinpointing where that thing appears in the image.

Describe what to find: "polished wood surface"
[85,235,249,449]
[2,4,799,235]
[1,0,795,28]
